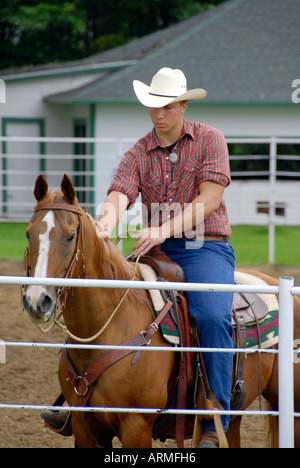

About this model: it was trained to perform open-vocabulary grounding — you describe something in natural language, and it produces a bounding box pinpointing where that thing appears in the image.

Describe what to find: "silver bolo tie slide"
[169,152,179,163]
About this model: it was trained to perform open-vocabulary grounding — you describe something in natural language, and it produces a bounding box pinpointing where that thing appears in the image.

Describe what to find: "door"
[1,119,45,219]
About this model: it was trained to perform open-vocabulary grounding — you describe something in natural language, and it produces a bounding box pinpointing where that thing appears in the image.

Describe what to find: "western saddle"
[42,246,269,448]
[138,246,269,416]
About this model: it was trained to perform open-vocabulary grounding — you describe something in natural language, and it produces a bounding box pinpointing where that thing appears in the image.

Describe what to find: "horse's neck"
[63,222,109,337]
[63,219,151,345]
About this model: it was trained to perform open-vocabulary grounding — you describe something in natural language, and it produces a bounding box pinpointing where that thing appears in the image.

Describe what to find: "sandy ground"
[0,259,299,448]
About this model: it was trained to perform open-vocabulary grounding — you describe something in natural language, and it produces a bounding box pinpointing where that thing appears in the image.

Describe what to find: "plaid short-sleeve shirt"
[108,120,231,237]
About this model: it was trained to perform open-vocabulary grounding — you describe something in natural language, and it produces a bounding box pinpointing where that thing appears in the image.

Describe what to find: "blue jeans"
[161,238,235,432]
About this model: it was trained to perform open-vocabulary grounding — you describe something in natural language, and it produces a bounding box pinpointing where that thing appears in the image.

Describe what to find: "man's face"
[149,101,187,135]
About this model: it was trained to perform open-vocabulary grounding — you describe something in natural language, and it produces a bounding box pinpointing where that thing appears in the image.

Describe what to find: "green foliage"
[228,143,300,179]
[0,0,226,68]
[0,2,86,67]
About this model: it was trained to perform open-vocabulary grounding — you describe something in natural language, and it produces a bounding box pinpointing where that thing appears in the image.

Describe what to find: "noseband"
[25,203,85,308]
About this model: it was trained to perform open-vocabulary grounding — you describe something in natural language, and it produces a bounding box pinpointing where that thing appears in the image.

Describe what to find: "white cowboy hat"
[133,67,207,108]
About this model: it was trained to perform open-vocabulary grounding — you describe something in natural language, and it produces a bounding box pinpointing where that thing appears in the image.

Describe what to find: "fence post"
[278,276,295,448]
[0,339,6,364]
[268,136,277,264]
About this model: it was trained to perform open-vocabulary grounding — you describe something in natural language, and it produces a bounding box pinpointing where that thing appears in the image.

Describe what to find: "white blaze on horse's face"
[35,211,55,278]
[23,211,57,323]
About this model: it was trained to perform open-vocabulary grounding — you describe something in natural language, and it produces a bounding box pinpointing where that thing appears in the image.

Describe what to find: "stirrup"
[191,400,229,449]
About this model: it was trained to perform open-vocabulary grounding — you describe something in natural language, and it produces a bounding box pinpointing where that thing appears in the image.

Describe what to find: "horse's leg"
[294,419,300,448]
[72,413,113,448]
[261,354,280,447]
[72,414,97,448]
[120,415,153,448]
[226,416,242,448]
[266,409,300,448]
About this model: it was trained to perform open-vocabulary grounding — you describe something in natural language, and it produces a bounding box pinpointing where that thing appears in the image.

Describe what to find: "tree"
[0,1,86,68]
[0,0,226,69]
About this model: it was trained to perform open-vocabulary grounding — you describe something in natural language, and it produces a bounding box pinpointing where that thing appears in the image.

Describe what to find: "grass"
[0,223,28,261]
[0,223,300,266]
[230,225,300,266]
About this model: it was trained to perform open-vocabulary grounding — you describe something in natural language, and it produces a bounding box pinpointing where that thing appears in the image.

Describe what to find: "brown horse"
[22,174,300,448]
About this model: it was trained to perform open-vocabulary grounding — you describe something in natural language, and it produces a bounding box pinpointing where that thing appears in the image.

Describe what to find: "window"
[257,201,286,217]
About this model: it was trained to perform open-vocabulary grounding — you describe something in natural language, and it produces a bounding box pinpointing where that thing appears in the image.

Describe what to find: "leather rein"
[24,203,174,418]
[24,203,173,345]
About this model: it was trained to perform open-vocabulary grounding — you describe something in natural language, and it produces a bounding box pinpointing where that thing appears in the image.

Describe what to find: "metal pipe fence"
[1,135,300,263]
[0,274,298,448]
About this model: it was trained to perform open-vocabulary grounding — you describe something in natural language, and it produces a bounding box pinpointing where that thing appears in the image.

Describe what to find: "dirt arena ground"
[0,259,299,448]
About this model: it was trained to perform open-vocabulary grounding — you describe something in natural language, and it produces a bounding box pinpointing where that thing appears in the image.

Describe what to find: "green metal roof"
[45,0,300,105]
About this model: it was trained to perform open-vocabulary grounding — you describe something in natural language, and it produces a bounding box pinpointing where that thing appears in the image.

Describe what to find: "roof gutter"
[0,60,137,82]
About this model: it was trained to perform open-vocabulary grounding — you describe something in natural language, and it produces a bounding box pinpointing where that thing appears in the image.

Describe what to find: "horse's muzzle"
[22,286,56,323]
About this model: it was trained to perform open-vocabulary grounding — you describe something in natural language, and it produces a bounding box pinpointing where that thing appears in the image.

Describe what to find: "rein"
[25,203,141,343]
[54,253,141,343]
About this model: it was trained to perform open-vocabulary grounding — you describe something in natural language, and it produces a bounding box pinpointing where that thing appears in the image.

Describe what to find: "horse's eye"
[66,233,75,243]
[26,231,30,241]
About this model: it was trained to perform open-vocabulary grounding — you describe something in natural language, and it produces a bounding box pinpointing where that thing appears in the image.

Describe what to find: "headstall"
[25,203,85,308]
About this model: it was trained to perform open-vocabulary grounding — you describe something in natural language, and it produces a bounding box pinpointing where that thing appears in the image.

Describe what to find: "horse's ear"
[61,174,76,204]
[34,174,48,201]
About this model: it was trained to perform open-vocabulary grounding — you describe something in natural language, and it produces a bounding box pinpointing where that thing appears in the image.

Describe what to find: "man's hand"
[131,228,166,257]
[95,221,111,239]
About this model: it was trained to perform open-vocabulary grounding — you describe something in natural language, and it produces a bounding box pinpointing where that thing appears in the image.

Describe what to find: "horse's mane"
[85,214,151,309]
[38,191,151,310]
[40,191,138,284]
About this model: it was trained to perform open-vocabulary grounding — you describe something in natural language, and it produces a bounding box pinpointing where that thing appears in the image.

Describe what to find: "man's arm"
[132,181,224,255]
[162,181,224,238]
[96,191,129,238]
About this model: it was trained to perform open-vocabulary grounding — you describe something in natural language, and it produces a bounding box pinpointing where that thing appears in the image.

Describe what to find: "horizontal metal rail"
[0,275,280,295]
[0,403,280,418]
[2,340,278,355]
[0,274,297,448]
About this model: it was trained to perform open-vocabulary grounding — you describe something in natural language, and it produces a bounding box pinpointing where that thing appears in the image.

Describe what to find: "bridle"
[23,202,142,343]
[24,203,85,308]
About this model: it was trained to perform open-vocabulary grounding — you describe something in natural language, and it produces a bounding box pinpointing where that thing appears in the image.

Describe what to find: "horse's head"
[22,174,83,323]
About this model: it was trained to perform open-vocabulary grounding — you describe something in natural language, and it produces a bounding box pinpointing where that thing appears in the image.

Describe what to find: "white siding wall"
[0,76,95,217]
[94,104,152,209]
[1,74,101,120]
[94,103,300,225]
[186,104,300,138]
[95,103,300,140]
[224,180,300,226]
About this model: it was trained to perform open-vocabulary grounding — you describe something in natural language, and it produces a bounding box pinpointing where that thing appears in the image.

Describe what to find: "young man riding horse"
[97,68,235,448]
[43,67,235,448]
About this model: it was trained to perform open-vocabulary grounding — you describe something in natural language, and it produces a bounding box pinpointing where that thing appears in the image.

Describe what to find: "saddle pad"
[234,271,278,313]
[138,263,180,345]
[232,309,278,350]
[233,271,279,349]
[138,265,279,350]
